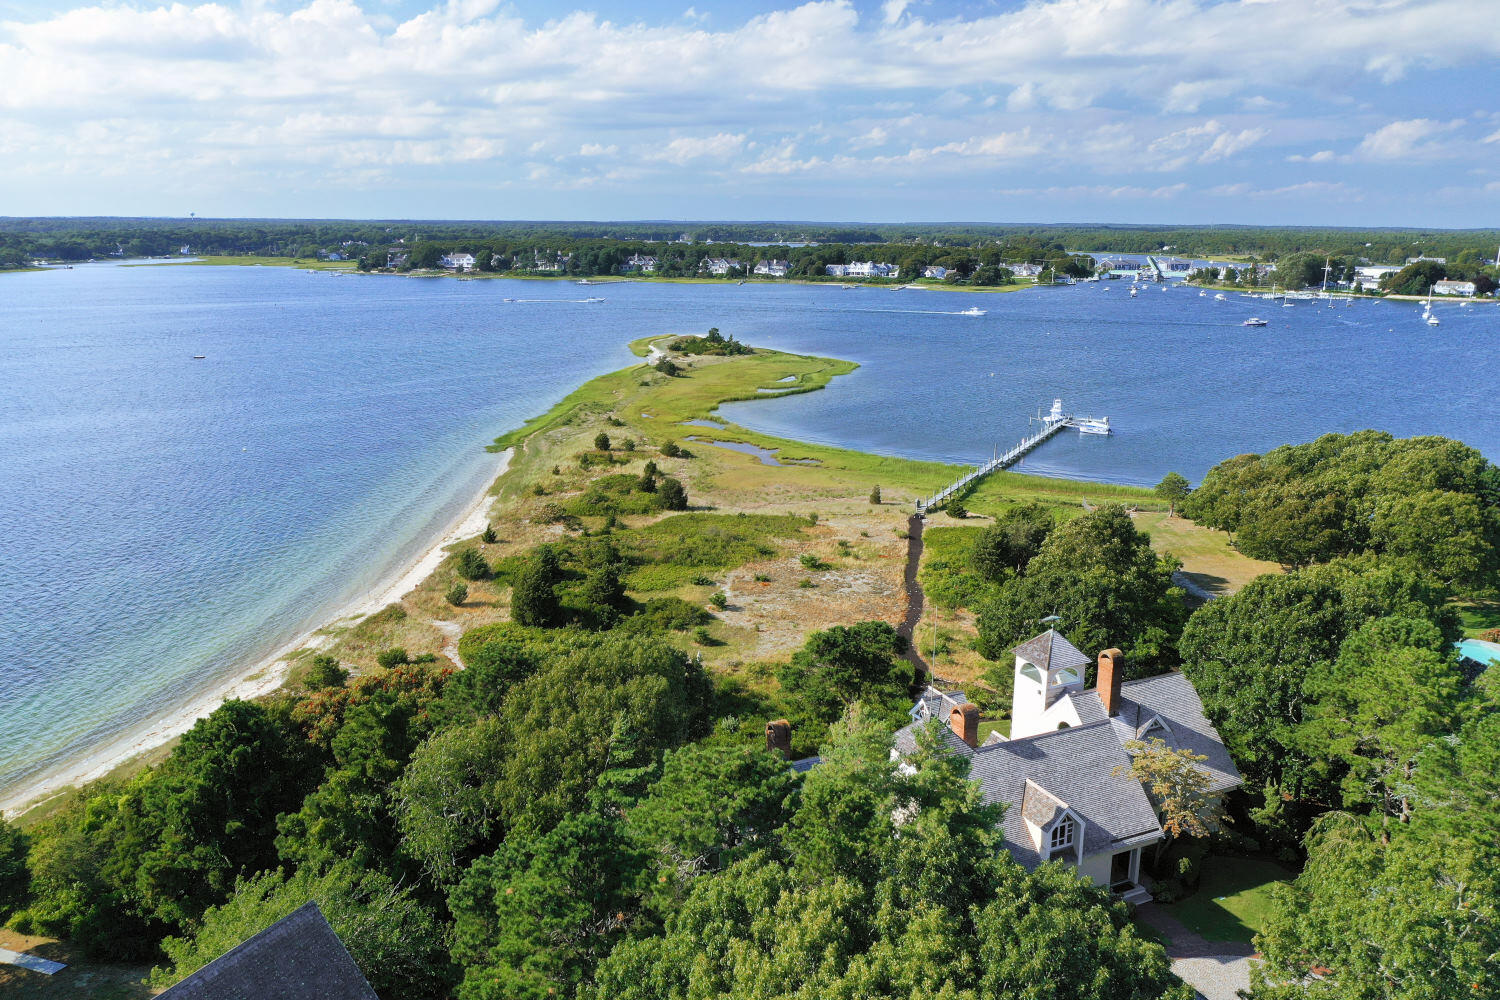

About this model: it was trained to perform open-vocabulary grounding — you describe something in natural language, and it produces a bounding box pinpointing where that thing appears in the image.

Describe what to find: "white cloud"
[1353,118,1463,161]
[0,0,1496,210]
[651,132,747,164]
[1287,149,1337,163]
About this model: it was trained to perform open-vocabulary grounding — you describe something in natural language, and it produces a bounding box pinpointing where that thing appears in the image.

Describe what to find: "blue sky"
[1,0,1496,225]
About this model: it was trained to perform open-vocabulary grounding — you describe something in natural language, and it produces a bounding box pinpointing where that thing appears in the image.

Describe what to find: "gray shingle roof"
[910,686,968,722]
[1012,629,1090,673]
[789,755,822,774]
[1110,673,1243,794]
[968,723,1163,868]
[893,669,1242,871]
[1020,780,1067,828]
[159,903,378,1000]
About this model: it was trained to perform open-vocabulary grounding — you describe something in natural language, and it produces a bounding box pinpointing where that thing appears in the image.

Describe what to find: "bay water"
[1,264,1494,797]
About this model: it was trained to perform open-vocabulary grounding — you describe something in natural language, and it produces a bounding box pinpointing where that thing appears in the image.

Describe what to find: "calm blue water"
[2,265,1496,796]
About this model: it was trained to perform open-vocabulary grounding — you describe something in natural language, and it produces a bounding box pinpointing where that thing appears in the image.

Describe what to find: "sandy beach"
[0,448,513,819]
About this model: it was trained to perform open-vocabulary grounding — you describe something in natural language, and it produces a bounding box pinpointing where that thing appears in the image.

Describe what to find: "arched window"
[1050,816,1076,856]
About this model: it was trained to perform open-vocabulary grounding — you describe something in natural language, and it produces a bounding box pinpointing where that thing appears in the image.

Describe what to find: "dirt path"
[898,513,930,677]
[431,620,465,670]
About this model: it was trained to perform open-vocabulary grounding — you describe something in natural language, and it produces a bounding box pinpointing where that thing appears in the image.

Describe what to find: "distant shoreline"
[0,448,512,820]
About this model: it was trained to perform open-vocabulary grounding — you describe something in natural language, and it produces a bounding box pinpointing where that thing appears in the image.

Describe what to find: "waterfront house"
[1433,279,1476,296]
[754,259,789,277]
[440,252,476,271]
[828,261,898,278]
[1010,262,1044,279]
[1355,265,1399,285]
[1407,255,1447,265]
[890,630,1240,899]
[387,251,409,268]
[701,257,744,275]
[625,253,658,272]
[923,265,949,279]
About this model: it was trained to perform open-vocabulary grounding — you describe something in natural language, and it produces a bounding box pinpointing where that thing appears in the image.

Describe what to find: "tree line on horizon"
[4,217,1499,275]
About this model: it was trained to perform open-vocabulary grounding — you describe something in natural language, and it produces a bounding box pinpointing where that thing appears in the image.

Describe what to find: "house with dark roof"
[891,630,1240,901]
[158,902,378,1000]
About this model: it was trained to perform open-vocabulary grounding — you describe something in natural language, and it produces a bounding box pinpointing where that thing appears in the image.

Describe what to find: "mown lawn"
[1162,857,1295,945]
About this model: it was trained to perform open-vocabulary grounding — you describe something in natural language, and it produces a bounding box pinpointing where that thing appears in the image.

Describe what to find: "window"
[1049,816,1076,856]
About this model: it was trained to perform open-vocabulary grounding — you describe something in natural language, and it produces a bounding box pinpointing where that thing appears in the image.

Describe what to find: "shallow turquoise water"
[2,265,1496,796]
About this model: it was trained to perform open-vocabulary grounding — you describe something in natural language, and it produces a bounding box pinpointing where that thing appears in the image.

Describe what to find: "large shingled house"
[892,630,1240,901]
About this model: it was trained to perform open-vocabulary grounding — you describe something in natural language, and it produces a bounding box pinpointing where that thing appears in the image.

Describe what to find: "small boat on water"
[192,354,206,359]
[1130,287,1138,297]
[1198,290,1206,297]
[1242,317,1268,327]
[958,306,986,317]
[1076,417,1112,435]
[1427,313,1441,326]
[1214,293,1226,301]
[582,297,605,303]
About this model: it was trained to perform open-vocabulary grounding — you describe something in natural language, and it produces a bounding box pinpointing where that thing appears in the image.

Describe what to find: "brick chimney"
[765,719,792,758]
[1098,648,1124,717]
[948,703,980,747]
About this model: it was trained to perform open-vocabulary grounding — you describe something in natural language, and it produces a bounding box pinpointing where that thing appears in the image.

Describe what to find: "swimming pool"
[1455,638,1500,666]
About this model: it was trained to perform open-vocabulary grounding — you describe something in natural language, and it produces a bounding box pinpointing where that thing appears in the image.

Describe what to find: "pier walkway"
[916,412,1068,514]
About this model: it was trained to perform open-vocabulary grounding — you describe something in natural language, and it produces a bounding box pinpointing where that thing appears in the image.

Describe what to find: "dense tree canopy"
[1181,432,1500,583]
[975,504,1187,674]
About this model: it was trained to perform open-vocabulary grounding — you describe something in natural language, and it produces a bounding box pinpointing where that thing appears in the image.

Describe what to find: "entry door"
[1109,850,1132,888]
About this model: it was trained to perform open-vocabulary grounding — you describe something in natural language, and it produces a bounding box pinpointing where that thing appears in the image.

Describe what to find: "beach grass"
[130,255,357,270]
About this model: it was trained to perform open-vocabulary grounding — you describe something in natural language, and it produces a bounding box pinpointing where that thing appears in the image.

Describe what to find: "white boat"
[1076,417,1112,435]
[958,306,986,316]
[1427,313,1440,326]
[1198,290,1206,297]
[1242,317,1268,327]
[1214,293,1226,301]
[1130,287,1138,297]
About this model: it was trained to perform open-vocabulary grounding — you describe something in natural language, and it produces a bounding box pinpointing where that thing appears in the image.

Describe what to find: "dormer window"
[1049,816,1076,855]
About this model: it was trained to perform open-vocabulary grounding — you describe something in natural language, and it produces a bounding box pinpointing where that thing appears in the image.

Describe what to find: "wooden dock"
[915,417,1070,514]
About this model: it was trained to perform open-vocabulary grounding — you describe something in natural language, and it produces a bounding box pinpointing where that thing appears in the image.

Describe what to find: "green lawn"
[1163,857,1294,945]
[1457,597,1500,637]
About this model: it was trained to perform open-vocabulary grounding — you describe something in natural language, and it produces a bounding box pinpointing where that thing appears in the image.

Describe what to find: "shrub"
[552,465,561,475]
[536,502,567,524]
[594,432,611,451]
[638,472,657,493]
[947,501,968,518]
[608,416,625,427]
[692,575,715,586]
[659,477,688,511]
[532,483,547,495]
[800,553,830,571]
[654,358,681,376]
[710,592,728,609]
[456,548,489,581]
[643,461,659,478]
[693,627,713,645]
[302,654,348,690]
[869,485,881,505]
[807,512,818,524]
[445,582,468,607]
[660,440,683,458]
[377,648,411,669]
[798,578,816,588]
[481,524,498,544]
[627,597,713,632]
[753,573,771,582]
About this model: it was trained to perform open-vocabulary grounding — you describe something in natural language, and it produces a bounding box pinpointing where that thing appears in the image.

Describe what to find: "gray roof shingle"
[892,668,1242,871]
[1012,629,1090,673]
[159,903,378,1000]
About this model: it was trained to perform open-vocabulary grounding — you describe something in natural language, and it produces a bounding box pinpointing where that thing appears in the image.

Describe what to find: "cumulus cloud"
[1353,118,1463,161]
[0,0,1495,213]
[651,133,747,164]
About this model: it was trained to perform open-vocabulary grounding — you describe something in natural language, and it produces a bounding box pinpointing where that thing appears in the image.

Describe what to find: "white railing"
[915,419,1069,513]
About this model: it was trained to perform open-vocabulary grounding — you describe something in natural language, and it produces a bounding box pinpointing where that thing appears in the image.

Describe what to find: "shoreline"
[0,448,513,820]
